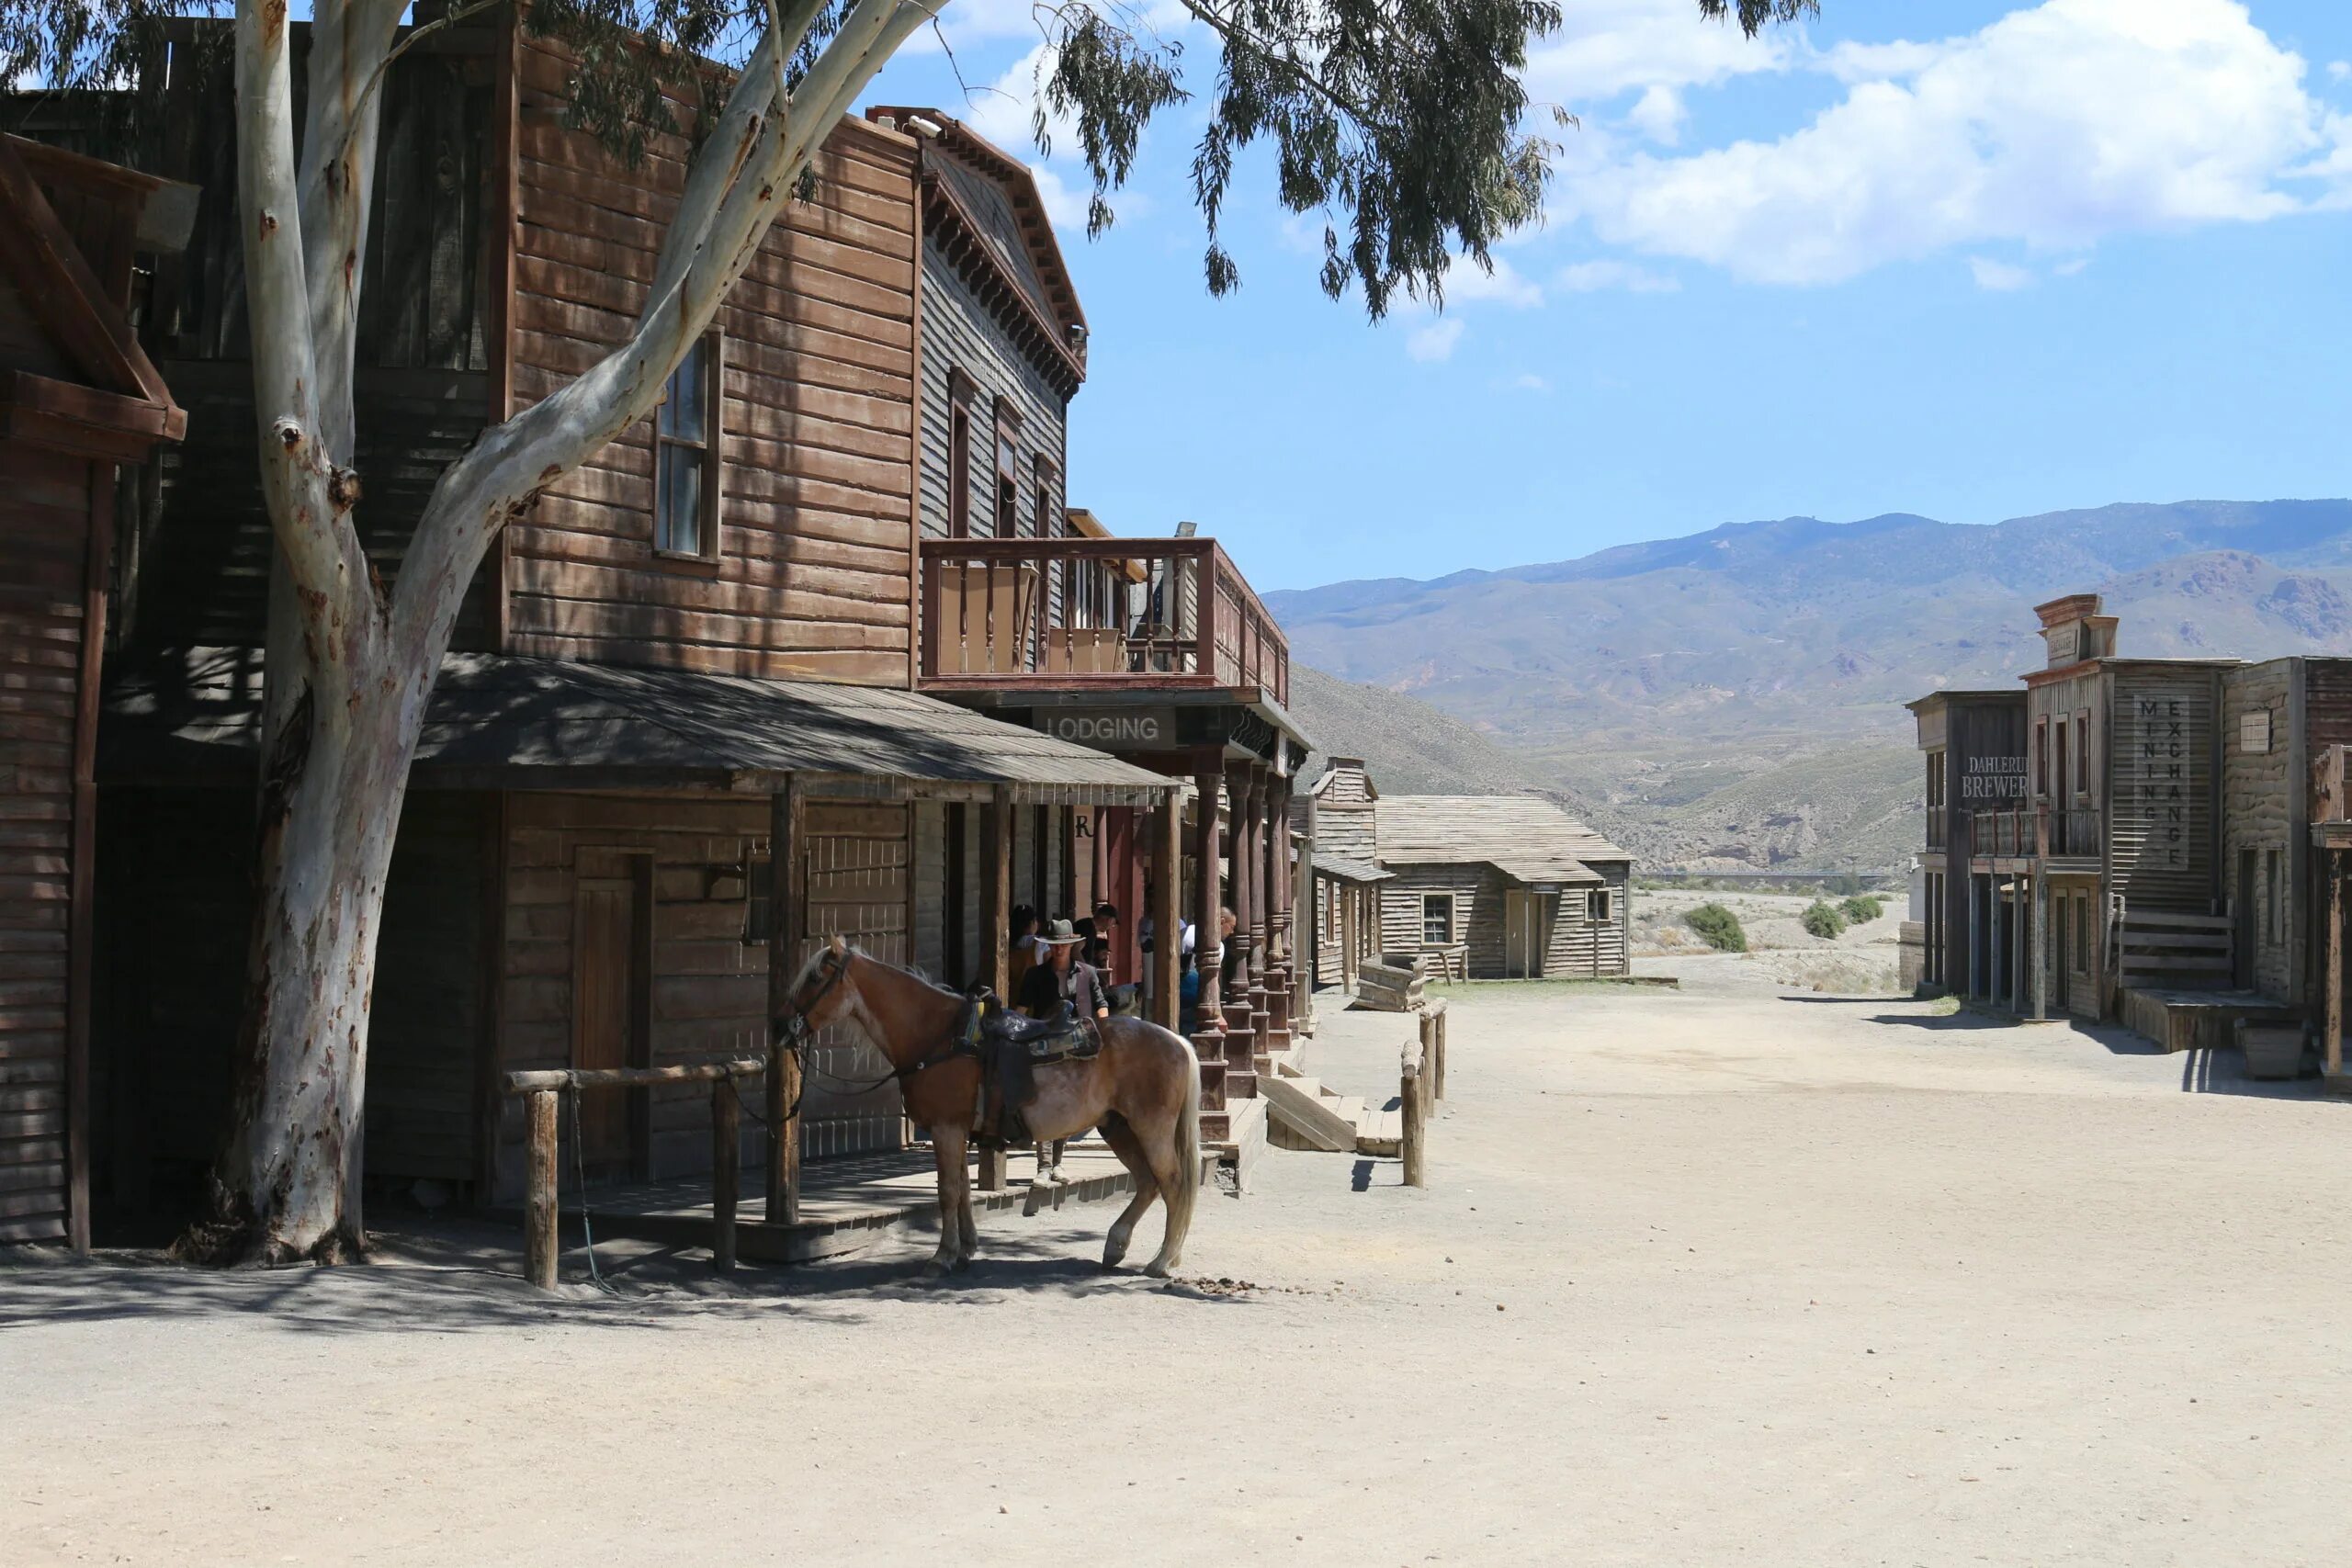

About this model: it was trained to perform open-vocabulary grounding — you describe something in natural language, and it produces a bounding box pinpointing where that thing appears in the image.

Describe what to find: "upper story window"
[993,397,1023,536]
[655,331,721,559]
[1926,750,1946,812]
[947,368,978,537]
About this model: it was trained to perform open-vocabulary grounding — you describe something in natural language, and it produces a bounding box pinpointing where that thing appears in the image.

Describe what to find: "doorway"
[571,857,651,1180]
[1503,888,1542,979]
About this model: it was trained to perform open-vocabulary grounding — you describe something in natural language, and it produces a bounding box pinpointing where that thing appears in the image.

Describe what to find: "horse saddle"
[957,996,1102,1148]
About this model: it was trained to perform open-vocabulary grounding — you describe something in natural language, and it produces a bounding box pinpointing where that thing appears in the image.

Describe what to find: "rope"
[564,1083,618,1296]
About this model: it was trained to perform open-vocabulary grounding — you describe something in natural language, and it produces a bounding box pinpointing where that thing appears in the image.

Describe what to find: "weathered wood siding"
[2300,660,2352,1015]
[1544,863,1632,977]
[2109,667,2221,912]
[508,39,921,683]
[2221,660,2293,1000]
[0,444,92,1241]
[914,217,1067,543]
[92,30,500,655]
[490,791,909,1201]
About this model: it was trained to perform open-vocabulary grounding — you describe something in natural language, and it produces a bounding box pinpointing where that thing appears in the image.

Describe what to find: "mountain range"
[1271,499,2352,872]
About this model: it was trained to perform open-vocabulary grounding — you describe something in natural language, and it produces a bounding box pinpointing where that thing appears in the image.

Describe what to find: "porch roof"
[103,649,1182,805]
[1375,793,1626,886]
[1314,853,1392,885]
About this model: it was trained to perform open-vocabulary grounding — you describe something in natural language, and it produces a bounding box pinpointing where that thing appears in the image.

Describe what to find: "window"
[946,369,978,537]
[1033,455,1057,555]
[992,398,1022,536]
[2034,716,2049,798]
[1926,750,1946,811]
[2072,893,2090,973]
[2241,708,2272,755]
[1420,893,1454,945]
[654,331,721,558]
[2074,711,2089,795]
[1588,888,1612,924]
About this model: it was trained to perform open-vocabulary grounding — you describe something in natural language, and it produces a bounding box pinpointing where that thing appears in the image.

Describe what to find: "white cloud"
[2053,255,2092,276]
[1555,259,1681,293]
[1510,373,1553,394]
[1968,256,2035,290]
[2331,59,2350,81]
[1443,254,1544,308]
[1527,0,1796,103]
[1407,319,1466,362]
[1623,84,1687,146]
[1565,0,2348,286]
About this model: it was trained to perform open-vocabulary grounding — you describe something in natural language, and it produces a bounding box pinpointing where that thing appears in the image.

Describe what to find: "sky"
[860,0,2352,592]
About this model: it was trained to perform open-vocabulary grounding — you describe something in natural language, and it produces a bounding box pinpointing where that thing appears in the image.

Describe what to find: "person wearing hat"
[1018,916,1110,1023]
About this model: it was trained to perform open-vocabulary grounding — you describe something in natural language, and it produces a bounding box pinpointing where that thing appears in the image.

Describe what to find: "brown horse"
[776,937,1201,1277]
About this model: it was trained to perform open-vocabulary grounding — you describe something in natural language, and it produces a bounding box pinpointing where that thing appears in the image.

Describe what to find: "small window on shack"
[1420,893,1454,945]
[654,330,722,559]
[1588,887,1612,924]
[2240,708,2272,756]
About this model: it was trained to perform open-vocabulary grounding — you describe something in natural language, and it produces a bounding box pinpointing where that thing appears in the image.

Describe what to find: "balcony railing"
[1965,806,2102,859]
[919,536,1289,705]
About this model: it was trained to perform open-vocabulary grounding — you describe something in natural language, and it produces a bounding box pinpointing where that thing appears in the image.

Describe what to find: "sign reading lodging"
[1033,706,1179,749]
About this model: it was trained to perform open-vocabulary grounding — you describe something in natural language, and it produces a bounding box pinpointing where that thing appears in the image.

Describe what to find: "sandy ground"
[8,961,2352,1566]
[1636,886,1905,994]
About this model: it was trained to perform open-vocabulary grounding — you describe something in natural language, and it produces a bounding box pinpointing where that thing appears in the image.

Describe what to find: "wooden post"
[1416,1010,1438,1119]
[766,777,804,1224]
[1430,1002,1448,1100]
[526,1088,560,1290]
[711,1079,738,1272]
[2030,872,2050,1021]
[978,784,1014,1190]
[2327,851,2343,1077]
[1399,1047,1426,1189]
[1192,761,1227,1055]
[1154,785,1182,1031]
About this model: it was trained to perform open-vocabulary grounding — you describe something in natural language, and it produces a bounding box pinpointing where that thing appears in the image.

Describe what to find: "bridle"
[775,946,851,1047]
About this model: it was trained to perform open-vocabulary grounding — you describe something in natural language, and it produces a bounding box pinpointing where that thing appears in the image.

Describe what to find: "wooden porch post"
[1192,761,1227,1062]
[1154,785,1182,1032]
[1266,772,1294,1045]
[765,775,804,1224]
[2030,873,2050,1021]
[978,783,1013,1190]
[2327,850,2343,1077]
[1239,767,1271,1054]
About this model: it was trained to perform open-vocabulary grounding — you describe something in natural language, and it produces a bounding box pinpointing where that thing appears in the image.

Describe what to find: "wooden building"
[1906,594,2352,1060]
[2,16,1260,1243]
[1292,761,1634,982]
[0,137,187,1245]
[1293,758,1387,992]
[865,106,1310,1117]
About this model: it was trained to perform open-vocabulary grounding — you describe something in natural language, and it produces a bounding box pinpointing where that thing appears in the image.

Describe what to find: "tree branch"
[236,0,376,679]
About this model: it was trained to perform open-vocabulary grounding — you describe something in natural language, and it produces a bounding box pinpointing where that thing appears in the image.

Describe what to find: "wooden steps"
[2116,908,2233,988]
[1261,1068,1399,1156]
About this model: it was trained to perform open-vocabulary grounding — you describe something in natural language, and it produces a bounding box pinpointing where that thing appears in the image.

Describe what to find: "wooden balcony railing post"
[1192,544,1217,679]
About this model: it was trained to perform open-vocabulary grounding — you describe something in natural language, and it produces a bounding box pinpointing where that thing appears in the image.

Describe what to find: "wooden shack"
[1367,780,1634,981]
[0,138,187,1245]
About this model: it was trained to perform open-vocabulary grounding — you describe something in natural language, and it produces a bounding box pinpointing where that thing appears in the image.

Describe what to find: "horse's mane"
[786,939,961,1001]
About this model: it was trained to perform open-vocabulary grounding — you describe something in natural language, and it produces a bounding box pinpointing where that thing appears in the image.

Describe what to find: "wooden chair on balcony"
[938,560,1043,674]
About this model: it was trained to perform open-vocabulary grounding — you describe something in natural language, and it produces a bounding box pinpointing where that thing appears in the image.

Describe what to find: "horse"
[775,937,1202,1278]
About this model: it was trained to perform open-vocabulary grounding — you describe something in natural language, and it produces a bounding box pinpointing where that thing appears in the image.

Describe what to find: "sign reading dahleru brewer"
[1959,754,2027,801]
[1033,707,1179,748]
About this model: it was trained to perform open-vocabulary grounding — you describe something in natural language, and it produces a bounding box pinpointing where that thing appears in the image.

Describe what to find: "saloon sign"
[1033,707,1178,749]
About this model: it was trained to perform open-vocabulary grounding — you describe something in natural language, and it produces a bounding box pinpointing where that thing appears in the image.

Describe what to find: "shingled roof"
[1374,795,1631,887]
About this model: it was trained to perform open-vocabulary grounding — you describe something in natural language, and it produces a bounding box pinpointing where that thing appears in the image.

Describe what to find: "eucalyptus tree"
[0,0,1813,1261]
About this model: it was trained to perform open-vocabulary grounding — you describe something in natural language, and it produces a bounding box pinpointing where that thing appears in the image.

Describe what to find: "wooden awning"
[1314,853,1392,885]
[103,649,1183,806]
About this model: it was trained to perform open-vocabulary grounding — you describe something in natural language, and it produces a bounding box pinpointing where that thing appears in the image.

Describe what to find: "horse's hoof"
[922,1257,954,1278]
[1144,1259,1173,1280]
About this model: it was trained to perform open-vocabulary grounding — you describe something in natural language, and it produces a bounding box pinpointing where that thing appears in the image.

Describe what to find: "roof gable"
[1374,793,1631,886]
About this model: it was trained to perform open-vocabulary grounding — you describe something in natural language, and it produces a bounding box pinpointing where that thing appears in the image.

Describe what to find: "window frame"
[946,367,978,538]
[2074,710,2089,796]
[992,396,1023,537]
[1419,892,1455,946]
[1588,887,1612,924]
[652,327,724,563]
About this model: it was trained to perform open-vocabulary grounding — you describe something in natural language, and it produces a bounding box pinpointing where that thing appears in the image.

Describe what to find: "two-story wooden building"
[4,15,1287,1244]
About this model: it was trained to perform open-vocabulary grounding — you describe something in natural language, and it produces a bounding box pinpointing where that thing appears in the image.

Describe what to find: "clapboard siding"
[2109,667,2221,912]
[508,39,920,684]
[914,237,1068,544]
[490,791,909,1201]
[2221,662,2293,999]
[1547,863,1633,977]
[0,443,90,1241]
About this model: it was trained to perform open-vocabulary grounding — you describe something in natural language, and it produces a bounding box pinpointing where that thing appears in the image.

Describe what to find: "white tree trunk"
[200,0,940,1260]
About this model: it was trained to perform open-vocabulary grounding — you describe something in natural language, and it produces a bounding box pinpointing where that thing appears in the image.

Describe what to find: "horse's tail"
[1162,1032,1201,1255]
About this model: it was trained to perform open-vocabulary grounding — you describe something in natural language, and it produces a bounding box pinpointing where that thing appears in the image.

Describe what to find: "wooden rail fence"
[502,1056,765,1289]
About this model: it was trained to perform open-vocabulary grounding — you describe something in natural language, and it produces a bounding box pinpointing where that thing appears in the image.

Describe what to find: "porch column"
[2009,878,2026,1015]
[1190,762,1229,1096]
[2031,873,2050,1021]
[2327,850,2343,1077]
[1295,785,1317,1034]
[1264,771,1294,1049]
[978,783,1013,1191]
[1154,785,1182,1032]
[1243,767,1272,1055]
[765,775,804,1224]
[1222,766,1256,1041]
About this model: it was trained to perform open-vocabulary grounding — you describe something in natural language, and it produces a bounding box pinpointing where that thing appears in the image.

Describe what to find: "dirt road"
[7,960,2351,1565]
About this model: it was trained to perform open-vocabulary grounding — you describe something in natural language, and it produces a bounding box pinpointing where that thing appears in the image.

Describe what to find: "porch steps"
[1261,1066,1401,1156]
[2119,986,2296,1055]
[2115,908,2233,990]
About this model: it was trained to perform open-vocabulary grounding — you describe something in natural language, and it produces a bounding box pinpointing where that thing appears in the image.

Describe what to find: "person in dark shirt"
[1017,918,1109,1022]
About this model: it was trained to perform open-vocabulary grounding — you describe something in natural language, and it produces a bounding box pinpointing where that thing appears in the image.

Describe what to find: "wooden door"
[1504,889,1539,979]
[572,876,639,1174]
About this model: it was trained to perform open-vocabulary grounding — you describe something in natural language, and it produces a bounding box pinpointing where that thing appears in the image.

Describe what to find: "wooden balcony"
[918,536,1289,705]
[1966,806,2101,860]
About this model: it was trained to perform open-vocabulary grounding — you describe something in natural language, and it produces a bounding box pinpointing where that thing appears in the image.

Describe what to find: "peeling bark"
[201,0,941,1262]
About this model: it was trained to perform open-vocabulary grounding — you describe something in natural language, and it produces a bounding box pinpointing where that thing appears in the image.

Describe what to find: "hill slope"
[1274,499,2352,872]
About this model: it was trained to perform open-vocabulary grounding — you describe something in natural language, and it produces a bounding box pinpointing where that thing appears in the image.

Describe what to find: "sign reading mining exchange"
[1033,707,1178,749]
[2131,694,2195,870]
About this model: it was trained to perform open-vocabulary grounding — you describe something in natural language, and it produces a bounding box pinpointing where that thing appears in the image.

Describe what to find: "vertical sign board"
[2113,682,2210,903]
[2136,695,2192,872]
